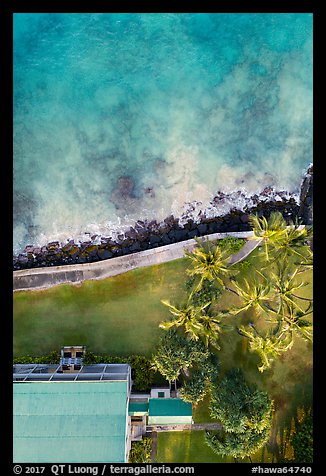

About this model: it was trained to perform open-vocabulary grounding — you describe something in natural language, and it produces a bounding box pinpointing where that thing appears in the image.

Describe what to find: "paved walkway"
[150,431,158,463]
[228,237,262,265]
[147,423,223,432]
[13,231,260,292]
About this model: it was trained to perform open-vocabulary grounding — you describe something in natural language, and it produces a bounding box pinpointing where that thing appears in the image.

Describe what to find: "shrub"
[128,437,152,463]
[13,351,60,364]
[218,237,245,254]
[190,279,222,307]
[128,355,154,391]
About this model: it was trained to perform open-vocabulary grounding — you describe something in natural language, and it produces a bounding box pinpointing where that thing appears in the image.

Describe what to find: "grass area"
[192,392,217,424]
[157,431,225,463]
[13,258,188,358]
[156,430,276,463]
[13,241,313,463]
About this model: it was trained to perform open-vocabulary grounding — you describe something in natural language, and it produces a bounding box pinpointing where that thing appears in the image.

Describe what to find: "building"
[13,362,132,463]
[128,388,193,440]
[13,348,193,463]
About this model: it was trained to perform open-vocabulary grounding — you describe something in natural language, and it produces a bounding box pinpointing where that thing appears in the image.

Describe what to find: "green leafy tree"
[206,369,273,459]
[291,410,313,463]
[218,237,246,254]
[151,331,209,386]
[152,331,220,399]
[187,277,222,308]
[179,352,220,405]
[205,425,271,459]
[179,369,208,405]
[209,368,273,432]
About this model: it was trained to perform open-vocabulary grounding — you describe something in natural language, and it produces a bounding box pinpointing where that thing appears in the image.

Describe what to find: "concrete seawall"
[13,231,257,292]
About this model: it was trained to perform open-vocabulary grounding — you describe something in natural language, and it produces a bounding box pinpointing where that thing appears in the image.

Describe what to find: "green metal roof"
[128,401,149,416]
[148,398,192,417]
[13,381,129,463]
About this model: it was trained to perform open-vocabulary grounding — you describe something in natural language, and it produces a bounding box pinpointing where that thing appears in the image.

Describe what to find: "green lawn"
[156,430,276,463]
[13,258,188,358]
[157,431,225,463]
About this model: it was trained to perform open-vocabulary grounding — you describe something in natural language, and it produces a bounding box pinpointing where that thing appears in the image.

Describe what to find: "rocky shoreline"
[13,166,313,271]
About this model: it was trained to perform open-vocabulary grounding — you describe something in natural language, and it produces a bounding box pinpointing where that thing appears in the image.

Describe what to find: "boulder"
[299,165,313,225]
[125,227,139,240]
[240,213,250,223]
[161,234,171,245]
[97,249,113,260]
[197,223,208,234]
[129,242,141,252]
[187,229,198,239]
[149,234,161,245]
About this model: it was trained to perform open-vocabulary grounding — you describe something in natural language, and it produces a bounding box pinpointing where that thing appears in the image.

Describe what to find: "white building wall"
[150,388,170,398]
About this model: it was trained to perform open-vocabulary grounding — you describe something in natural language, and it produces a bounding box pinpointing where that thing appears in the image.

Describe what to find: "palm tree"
[270,265,310,315]
[249,212,287,261]
[230,277,272,318]
[196,312,233,350]
[185,237,234,294]
[276,222,313,263]
[282,303,313,343]
[238,323,293,373]
[296,256,313,275]
[159,299,210,341]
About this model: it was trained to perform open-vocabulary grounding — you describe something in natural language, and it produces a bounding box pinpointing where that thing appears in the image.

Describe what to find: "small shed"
[148,398,193,425]
[150,387,170,398]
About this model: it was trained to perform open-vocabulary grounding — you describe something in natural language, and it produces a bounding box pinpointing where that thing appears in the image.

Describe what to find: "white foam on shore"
[13,184,301,255]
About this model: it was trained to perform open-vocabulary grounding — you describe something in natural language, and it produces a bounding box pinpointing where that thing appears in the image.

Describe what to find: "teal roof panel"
[128,402,149,415]
[13,381,129,463]
[148,398,192,417]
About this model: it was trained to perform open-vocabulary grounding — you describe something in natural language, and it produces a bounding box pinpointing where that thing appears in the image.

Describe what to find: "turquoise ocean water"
[13,13,313,252]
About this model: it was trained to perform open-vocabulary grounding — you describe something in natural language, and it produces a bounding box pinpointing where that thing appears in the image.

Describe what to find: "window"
[158,392,165,398]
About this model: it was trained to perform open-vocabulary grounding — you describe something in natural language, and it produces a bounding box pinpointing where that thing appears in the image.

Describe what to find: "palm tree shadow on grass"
[263,373,313,463]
